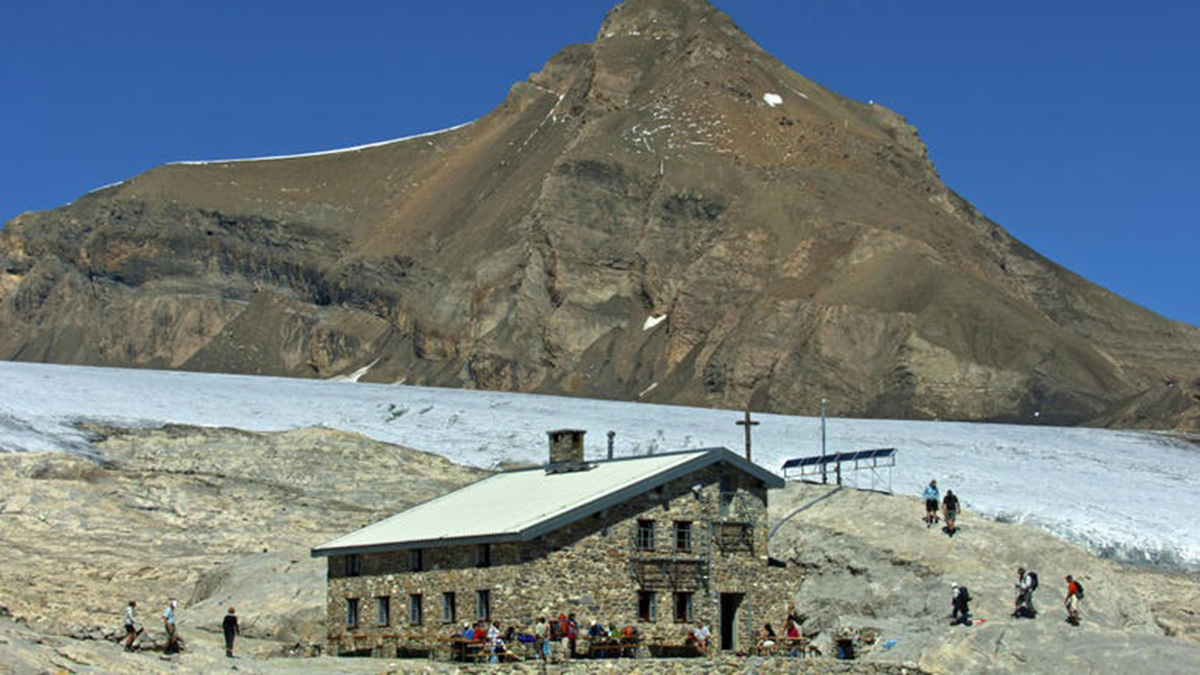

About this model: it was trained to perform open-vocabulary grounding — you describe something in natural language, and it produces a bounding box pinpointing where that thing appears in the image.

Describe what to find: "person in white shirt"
[121,600,141,651]
[692,621,712,651]
[163,600,179,654]
[486,621,502,663]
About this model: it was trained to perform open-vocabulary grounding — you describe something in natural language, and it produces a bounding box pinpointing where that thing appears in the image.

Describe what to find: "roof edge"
[312,532,524,558]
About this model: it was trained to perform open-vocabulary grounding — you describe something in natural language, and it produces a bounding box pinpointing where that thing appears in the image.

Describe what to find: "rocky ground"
[0,425,485,673]
[769,483,1200,673]
[0,425,1197,673]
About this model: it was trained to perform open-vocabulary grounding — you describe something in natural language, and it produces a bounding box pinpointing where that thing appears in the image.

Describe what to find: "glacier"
[1,360,1196,570]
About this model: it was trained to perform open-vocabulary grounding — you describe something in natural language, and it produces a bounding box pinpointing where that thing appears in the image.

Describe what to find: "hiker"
[1064,575,1083,625]
[785,601,805,630]
[486,620,501,664]
[222,606,240,658]
[121,600,141,651]
[692,620,711,652]
[923,479,940,527]
[553,613,568,661]
[533,617,548,661]
[942,490,960,535]
[1013,567,1038,618]
[163,600,180,654]
[757,623,777,655]
[566,612,578,658]
[951,584,971,625]
[784,618,802,656]
[621,623,640,658]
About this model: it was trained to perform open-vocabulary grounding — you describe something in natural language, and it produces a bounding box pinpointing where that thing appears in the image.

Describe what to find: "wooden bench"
[647,642,705,658]
[585,637,642,658]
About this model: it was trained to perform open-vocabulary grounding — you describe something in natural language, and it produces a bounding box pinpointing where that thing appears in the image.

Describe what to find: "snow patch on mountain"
[171,121,474,165]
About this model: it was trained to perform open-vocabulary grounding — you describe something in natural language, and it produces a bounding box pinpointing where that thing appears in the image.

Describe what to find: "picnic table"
[436,635,527,663]
[584,636,642,658]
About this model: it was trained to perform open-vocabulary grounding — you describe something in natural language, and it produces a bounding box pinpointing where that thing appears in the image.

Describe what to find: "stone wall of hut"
[323,462,798,657]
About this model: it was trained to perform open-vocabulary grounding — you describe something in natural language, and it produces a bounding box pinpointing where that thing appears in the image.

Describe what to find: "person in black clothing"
[223,607,240,658]
[942,490,960,535]
[951,584,971,625]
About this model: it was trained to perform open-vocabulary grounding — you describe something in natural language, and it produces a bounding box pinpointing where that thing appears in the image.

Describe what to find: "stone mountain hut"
[311,429,789,657]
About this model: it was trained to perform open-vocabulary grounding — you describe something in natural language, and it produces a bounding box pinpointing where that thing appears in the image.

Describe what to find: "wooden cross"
[736,410,759,461]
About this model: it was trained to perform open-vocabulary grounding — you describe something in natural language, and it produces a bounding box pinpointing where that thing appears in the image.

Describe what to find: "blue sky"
[2,1,1197,327]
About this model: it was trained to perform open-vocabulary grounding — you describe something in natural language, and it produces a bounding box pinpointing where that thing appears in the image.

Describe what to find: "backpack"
[1075,580,1084,600]
[1027,571,1039,591]
[956,586,971,603]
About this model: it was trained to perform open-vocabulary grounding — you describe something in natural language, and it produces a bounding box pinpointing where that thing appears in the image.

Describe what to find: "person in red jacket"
[1064,575,1083,625]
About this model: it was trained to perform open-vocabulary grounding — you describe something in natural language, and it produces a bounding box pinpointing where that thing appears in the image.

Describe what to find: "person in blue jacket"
[922,479,940,527]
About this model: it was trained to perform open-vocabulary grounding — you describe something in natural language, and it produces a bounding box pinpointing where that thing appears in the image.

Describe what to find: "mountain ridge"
[2,0,1198,430]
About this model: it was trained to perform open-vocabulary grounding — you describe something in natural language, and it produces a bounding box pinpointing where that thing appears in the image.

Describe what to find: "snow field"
[1,360,1196,569]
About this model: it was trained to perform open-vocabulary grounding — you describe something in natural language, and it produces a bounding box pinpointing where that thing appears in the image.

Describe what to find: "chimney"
[546,429,587,474]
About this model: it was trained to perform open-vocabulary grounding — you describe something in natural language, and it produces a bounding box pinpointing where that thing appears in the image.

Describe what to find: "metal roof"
[312,446,784,557]
[780,448,896,469]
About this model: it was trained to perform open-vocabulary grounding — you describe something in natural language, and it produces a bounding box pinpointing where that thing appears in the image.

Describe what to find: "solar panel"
[781,448,895,470]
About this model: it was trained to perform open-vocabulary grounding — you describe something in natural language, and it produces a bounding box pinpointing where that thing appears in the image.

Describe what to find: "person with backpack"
[923,479,940,527]
[1064,575,1083,625]
[951,584,971,626]
[1013,567,1038,618]
[942,490,960,535]
[553,613,569,662]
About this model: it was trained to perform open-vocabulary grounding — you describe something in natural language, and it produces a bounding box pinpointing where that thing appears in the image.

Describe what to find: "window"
[346,554,362,577]
[674,592,694,623]
[638,591,657,622]
[345,597,359,629]
[636,519,656,551]
[719,475,735,517]
[442,592,457,624]
[409,594,423,625]
[375,596,390,626]
[475,543,492,568]
[476,590,491,622]
[675,521,693,552]
[408,548,424,572]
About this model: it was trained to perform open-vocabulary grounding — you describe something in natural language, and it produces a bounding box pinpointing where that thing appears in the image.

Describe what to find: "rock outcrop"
[3,0,1199,430]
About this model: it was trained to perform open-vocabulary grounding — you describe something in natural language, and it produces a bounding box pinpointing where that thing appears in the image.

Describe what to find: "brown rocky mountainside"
[2,0,1198,430]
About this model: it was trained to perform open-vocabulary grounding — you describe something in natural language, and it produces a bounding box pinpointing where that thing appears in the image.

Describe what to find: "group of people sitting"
[754,604,814,656]
[452,620,515,662]
[450,613,642,662]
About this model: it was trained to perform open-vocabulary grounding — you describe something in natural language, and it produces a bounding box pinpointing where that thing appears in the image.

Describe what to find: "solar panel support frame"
[781,448,896,493]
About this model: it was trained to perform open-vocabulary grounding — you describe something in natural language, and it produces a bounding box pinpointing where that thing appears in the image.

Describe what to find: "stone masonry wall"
[324,463,800,657]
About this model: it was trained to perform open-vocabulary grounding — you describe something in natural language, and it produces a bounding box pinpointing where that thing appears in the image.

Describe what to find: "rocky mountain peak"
[598,0,721,40]
[1,0,1198,431]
